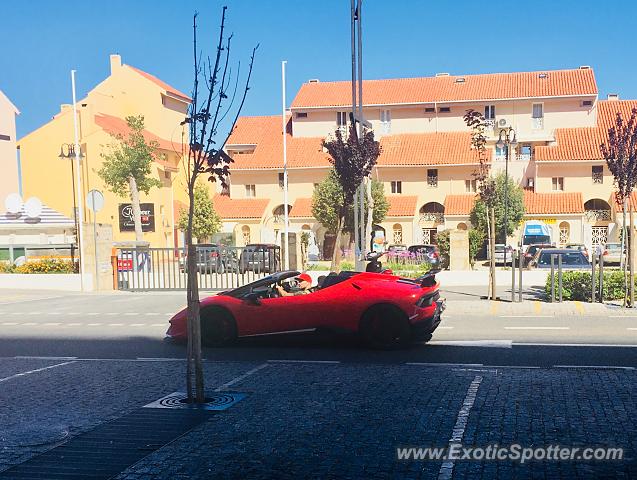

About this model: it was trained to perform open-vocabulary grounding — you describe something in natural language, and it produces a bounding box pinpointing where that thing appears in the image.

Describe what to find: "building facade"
[18,54,191,248]
[215,67,634,256]
[0,90,20,203]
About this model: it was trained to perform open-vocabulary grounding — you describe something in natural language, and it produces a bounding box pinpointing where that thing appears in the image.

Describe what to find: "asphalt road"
[0,289,635,368]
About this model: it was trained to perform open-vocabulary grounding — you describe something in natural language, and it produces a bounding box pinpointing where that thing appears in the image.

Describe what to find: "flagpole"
[71,70,86,291]
[282,61,290,271]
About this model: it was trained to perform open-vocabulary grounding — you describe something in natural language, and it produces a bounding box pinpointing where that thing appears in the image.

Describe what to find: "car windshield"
[524,235,551,245]
[538,252,586,266]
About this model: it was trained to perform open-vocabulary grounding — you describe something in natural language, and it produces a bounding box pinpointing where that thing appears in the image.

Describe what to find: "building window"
[581,100,593,107]
[245,184,256,197]
[391,181,402,194]
[279,173,285,190]
[592,166,603,184]
[484,105,496,120]
[495,145,506,158]
[519,145,532,161]
[427,169,438,188]
[295,112,308,118]
[0,134,10,141]
[424,107,435,113]
[393,224,403,244]
[552,177,564,191]
[532,103,544,129]
[439,107,451,113]
[242,225,251,245]
[336,111,348,127]
[465,179,477,193]
[380,109,391,134]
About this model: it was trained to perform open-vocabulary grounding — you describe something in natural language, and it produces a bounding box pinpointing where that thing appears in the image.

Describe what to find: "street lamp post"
[59,143,84,261]
[496,127,517,266]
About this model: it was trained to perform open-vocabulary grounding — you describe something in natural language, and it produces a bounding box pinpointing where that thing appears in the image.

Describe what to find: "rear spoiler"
[417,269,441,288]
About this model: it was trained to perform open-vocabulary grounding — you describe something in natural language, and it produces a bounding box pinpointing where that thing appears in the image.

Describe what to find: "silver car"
[602,243,624,265]
[493,244,514,265]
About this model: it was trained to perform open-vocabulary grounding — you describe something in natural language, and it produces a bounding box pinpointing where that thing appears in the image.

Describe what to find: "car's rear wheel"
[201,307,237,347]
[360,304,411,349]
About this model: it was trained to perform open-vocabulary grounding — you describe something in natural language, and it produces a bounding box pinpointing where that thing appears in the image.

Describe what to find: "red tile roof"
[289,197,314,218]
[127,65,191,102]
[94,113,181,170]
[444,195,477,215]
[212,194,269,219]
[524,190,584,214]
[379,132,488,166]
[291,69,597,108]
[228,116,486,168]
[386,195,418,217]
[227,116,331,170]
[535,100,637,162]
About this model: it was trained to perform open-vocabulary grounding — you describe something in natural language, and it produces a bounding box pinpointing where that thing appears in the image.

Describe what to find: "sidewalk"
[446,299,630,317]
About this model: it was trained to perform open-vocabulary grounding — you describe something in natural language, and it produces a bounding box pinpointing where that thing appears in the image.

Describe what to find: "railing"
[592,172,603,184]
[585,209,612,222]
[484,119,496,129]
[115,245,282,291]
[427,176,438,187]
[516,153,532,162]
[419,212,444,223]
[532,117,544,130]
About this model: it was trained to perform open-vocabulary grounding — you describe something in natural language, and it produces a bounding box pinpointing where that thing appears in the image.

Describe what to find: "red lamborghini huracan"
[166,270,445,349]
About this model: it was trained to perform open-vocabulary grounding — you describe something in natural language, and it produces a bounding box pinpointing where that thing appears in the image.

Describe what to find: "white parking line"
[67,323,83,326]
[150,323,166,327]
[627,328,637,331]
[267,359,341,364]
[554,365,635,370]
[107,323,124,327]
[47,312,62,315]
[1,322,19,326]
[0,361,76,383]
[437,326,454,329]
[504,326,570,330]
[214,363,270,392]
[42,322,62,326]
[87,313,100,316]
[130,324,145,327]
[514,342,637,347]
[86,323,102,326]
[22,322,37,326]
[438,375,483,479]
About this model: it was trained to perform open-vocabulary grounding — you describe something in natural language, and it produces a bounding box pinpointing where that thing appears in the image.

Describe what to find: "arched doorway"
[392,223,403,244]
[559,221,570,245]
[457,222,468,231]
[584,199,611,246]
[419,202,444,244]
[241,225,251,246]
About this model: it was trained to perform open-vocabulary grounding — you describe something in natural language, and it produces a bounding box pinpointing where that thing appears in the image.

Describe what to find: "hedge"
[544,270,634,301]
[0,259,77,274]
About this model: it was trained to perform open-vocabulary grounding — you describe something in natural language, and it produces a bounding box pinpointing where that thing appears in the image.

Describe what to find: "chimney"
[607,93,620,101]
[110,54,122,74]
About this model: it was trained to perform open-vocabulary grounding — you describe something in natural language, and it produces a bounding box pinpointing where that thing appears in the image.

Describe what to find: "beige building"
[18,54,191,248]
[0,90,20,202]
[216,66,633,256]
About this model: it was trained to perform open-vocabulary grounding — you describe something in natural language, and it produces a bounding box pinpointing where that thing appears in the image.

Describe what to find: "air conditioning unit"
[497,118,511,128]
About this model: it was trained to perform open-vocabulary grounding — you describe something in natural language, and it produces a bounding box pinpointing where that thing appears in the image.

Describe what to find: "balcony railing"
[516,153,532,162]
[419,212,444,223]
[592,172,604,184]
[427,176,438,187]
[532,117,544,130]
[585,209,612,222]
[484,119,496,129]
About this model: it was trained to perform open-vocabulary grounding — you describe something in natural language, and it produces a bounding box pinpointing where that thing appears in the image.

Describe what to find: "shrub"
[544,270,634,301]
[0,262,16,273]
[13,258,76,274]
[436,230,450,269]
[339,261,355,272]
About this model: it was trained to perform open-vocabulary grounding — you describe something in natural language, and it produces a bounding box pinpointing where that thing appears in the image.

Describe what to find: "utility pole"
[282,60,290,270]
[71,70,86,291]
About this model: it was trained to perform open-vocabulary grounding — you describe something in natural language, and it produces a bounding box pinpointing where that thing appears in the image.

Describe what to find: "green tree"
[471,173,525,244]
[98,115,161,241]
[311,169,388,255]
[177,183,221,243]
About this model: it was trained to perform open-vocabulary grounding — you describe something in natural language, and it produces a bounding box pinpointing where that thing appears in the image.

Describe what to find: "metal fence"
[115,245,281,291]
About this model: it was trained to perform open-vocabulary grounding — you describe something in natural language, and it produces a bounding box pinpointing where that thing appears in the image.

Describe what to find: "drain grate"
[0,408,210,480]
[143,390,247,411]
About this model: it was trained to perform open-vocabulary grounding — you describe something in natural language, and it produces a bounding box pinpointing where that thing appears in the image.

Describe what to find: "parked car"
[493,244,514,265]
[529,249,591,269]
[522,244,553,267]
[602,243,624,265]
[179,244,239,273]
[386,244,408,254]
[238,244,281,273]
[407,244,441,267]
[166,269,445,349]
[565,243,589,261]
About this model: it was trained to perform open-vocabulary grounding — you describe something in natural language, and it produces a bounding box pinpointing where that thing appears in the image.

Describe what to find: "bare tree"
[322,122,380,271]
[464,109,497,299]
[183,8,258,402]
[600,107,637,307]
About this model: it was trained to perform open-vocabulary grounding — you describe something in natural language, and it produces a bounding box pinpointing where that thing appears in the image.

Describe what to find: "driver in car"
[276,273,313,296]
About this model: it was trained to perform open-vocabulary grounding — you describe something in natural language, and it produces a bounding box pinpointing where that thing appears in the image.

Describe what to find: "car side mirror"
[244,292,261,305]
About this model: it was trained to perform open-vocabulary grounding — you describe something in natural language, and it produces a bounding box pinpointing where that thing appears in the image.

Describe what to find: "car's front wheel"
[201,307,237,347]
[360,304,411,349]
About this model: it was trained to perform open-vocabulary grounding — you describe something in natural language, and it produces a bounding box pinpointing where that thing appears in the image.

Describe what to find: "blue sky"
[2,0,636,138]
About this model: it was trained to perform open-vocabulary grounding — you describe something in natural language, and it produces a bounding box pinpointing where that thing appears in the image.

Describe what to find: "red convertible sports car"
[166,269,445,349]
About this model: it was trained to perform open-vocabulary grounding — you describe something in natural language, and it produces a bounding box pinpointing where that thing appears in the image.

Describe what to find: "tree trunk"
[490,206,497,300]
[128,176,144,242]
[485,204,492,298]
[365,177,374,258]
[330,216,345,272]
[630,205,634,307]
[186,179,204,403]
[622,202,627,307]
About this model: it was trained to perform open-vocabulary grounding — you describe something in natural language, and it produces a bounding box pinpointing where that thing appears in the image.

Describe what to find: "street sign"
[86,189,105,213]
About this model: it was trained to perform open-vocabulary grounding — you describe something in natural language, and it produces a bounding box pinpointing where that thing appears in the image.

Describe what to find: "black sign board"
[118,203,155,232]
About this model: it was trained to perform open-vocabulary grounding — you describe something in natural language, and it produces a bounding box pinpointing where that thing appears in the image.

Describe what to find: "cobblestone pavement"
[1,358,634,479]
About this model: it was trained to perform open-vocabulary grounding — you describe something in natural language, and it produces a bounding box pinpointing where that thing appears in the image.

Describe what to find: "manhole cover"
[143,391,247,411]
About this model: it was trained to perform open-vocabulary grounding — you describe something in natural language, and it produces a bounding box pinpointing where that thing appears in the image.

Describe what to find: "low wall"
[0,274,94,291]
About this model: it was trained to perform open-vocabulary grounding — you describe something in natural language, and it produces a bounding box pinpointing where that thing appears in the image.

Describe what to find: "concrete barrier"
[0,274,93,291]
